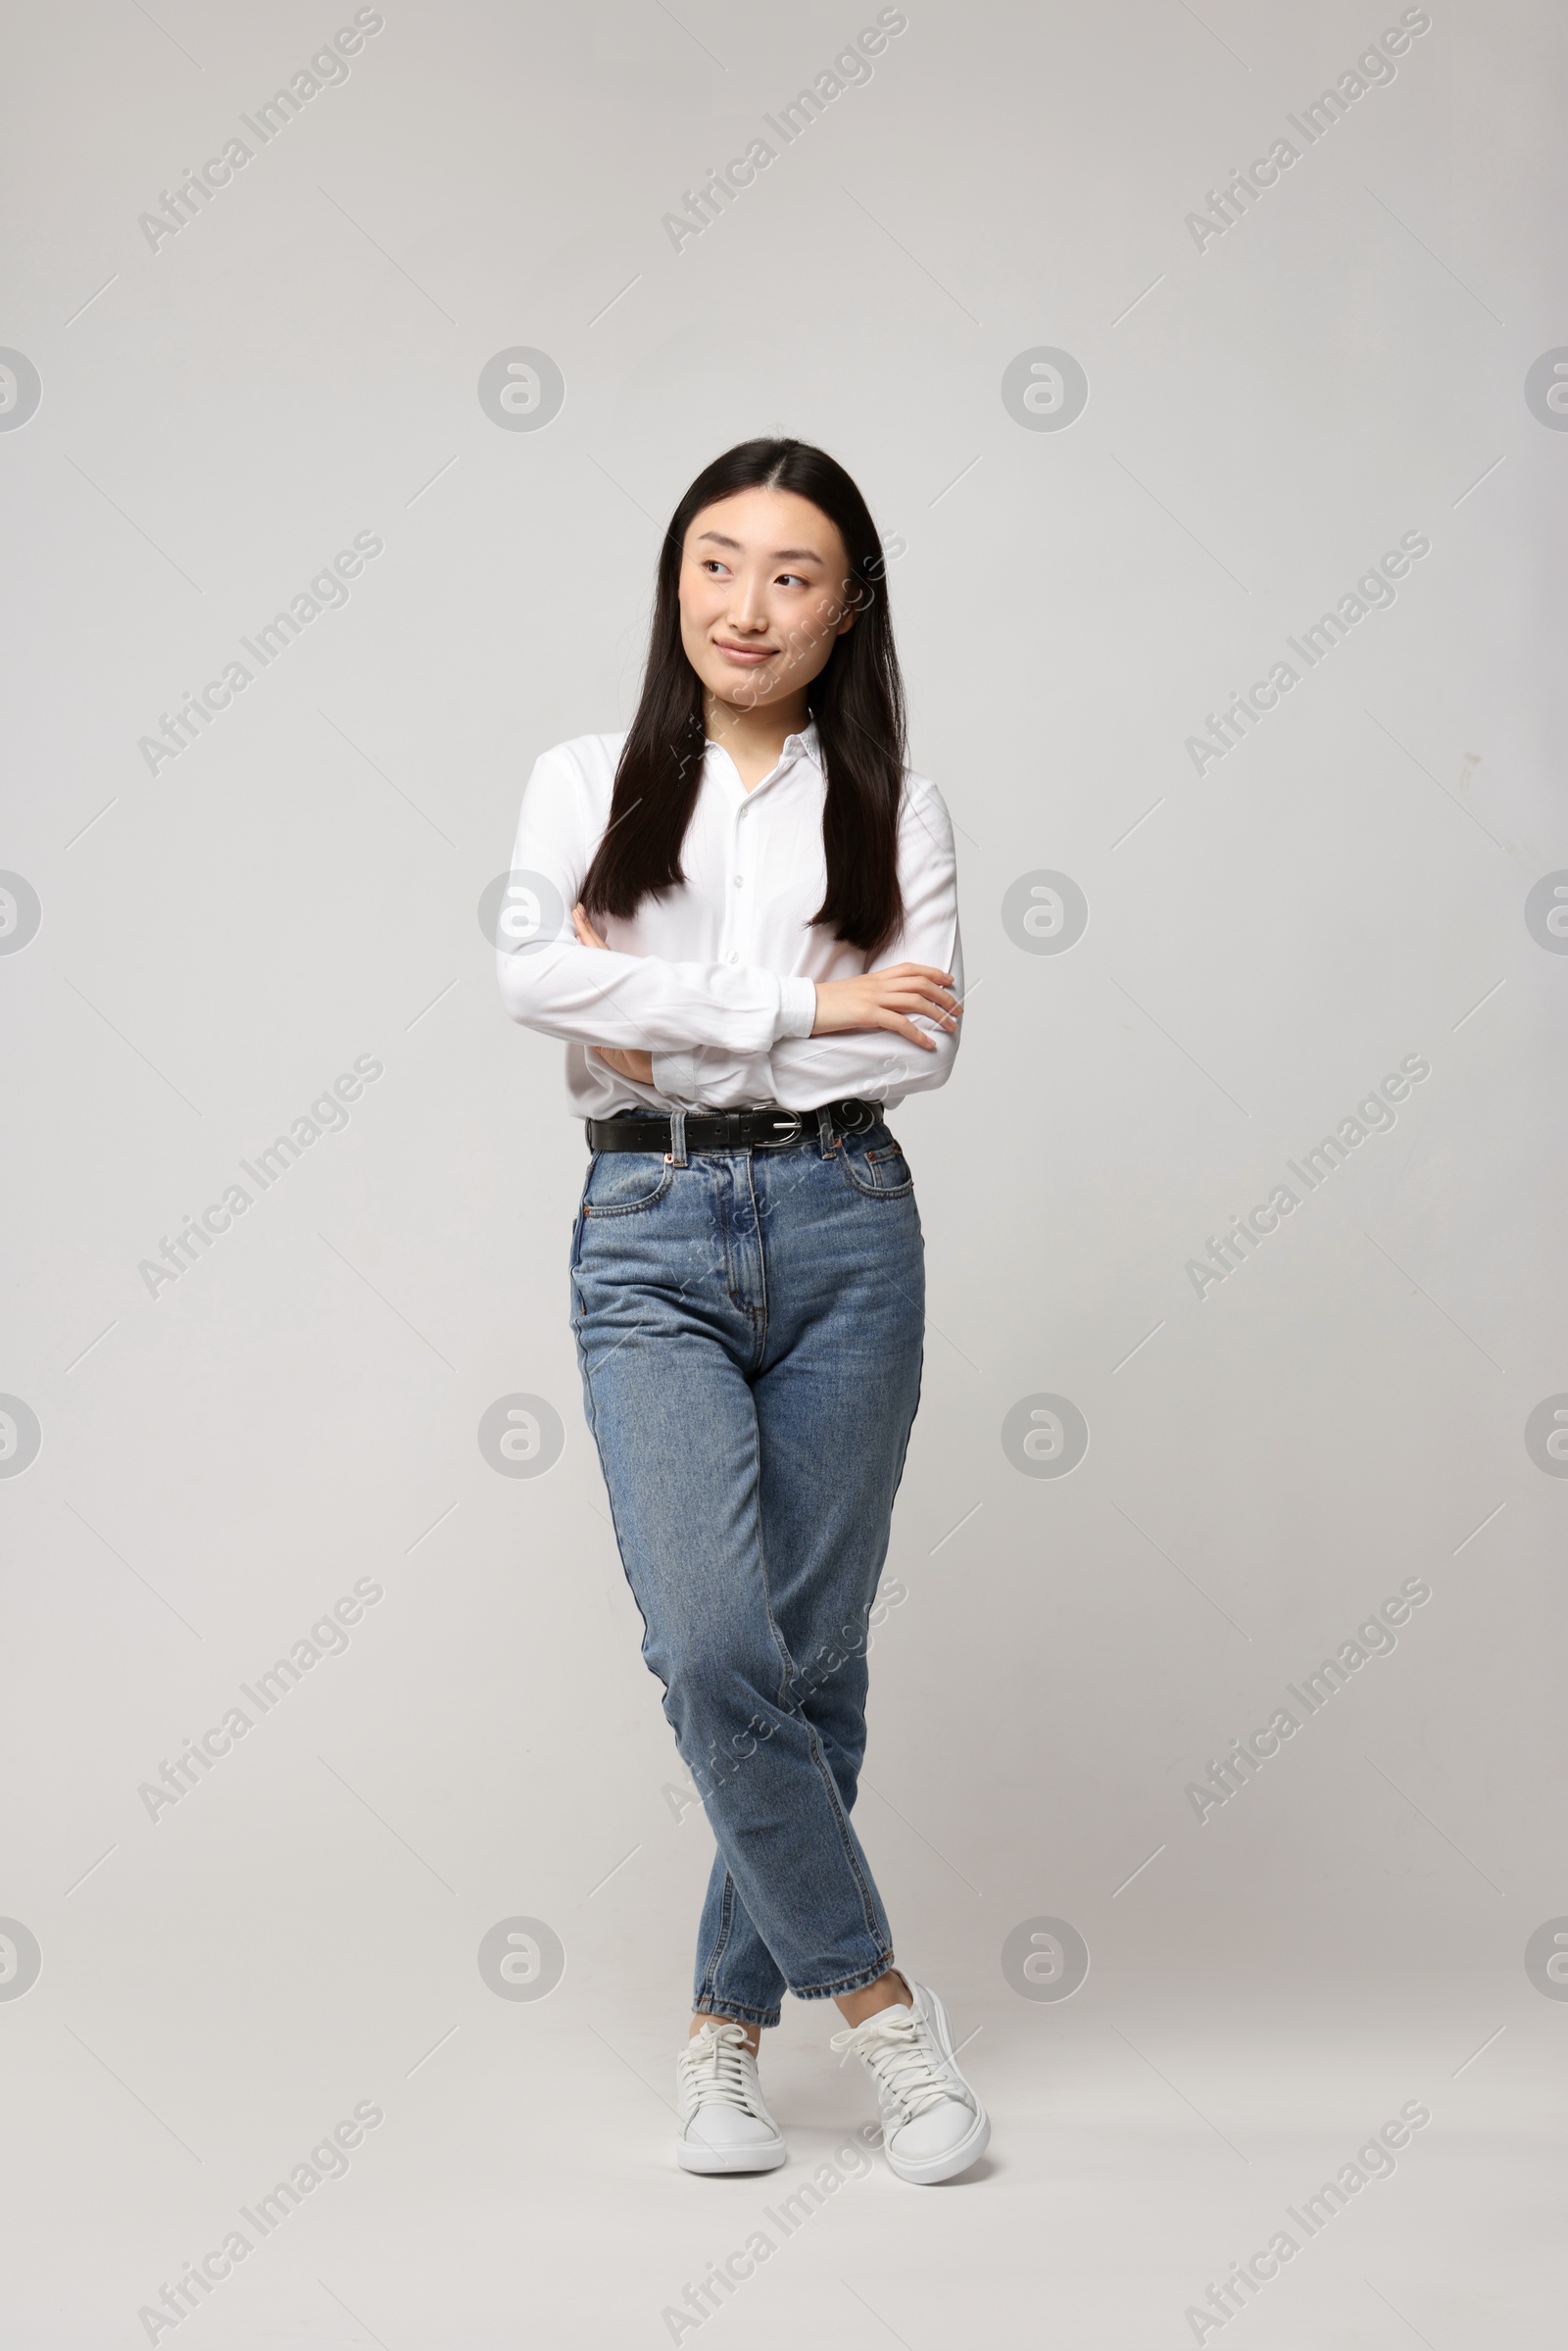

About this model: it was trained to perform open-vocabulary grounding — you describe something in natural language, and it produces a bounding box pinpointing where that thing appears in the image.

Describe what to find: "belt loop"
[815,1102,835,1158]
[668,1108,688,1168]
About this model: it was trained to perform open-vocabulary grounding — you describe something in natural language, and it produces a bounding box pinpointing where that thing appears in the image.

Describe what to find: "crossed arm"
[496,748,964,1107]
[572,902,961,1089]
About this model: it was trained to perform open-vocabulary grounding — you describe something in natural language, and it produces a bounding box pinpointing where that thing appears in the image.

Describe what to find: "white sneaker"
[830,1980,990,2183]
[675,2021,787,2174]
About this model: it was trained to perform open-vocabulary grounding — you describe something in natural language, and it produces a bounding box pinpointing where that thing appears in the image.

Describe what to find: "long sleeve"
[650,774,963,1110]
[496,746,816,1053]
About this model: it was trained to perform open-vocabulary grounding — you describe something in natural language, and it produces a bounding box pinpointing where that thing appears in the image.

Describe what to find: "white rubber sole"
[676,2133,788,2175]
[882,1984,991,2184]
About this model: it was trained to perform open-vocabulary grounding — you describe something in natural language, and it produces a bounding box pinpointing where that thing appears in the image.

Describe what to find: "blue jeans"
[569,1105,924,2029]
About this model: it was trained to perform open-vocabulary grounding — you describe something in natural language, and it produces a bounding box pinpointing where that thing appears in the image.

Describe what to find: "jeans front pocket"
[835,1128,915,1200]
[581,1151,674,1218]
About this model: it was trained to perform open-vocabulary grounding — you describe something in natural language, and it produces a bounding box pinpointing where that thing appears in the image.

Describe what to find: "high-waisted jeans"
[569,1104,924,2028]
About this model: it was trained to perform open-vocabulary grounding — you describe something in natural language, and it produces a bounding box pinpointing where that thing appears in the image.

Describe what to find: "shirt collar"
[706,717,822,798]
[783,717,821,767]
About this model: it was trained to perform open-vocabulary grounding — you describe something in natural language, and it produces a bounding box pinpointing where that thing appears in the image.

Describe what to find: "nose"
[725,567,771,635]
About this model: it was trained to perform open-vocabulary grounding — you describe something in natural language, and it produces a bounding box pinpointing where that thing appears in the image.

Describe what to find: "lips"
[713,640,777,662]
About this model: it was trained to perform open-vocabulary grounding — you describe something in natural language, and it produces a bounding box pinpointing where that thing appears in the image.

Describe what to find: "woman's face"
[677,486,857,716]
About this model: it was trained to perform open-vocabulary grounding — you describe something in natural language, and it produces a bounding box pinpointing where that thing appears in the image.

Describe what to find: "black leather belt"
[586,1098,880,1154]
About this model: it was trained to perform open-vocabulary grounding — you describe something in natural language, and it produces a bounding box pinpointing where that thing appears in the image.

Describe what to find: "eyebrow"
[694,530,825,563]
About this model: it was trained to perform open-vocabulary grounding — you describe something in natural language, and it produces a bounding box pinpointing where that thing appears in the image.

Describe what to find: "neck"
[704,688,809,774]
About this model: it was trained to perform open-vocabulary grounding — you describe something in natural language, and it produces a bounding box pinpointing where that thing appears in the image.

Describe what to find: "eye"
[776,571,808,588]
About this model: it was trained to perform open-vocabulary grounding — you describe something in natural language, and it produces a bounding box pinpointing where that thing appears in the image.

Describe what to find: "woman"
[497,437,986,2185]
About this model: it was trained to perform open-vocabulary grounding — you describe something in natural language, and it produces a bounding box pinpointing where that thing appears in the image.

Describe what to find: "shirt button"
[727,951,740,964]
[732,874,744,888]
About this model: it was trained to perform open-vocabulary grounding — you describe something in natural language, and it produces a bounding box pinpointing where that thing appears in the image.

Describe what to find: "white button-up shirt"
[497,719,962,1118]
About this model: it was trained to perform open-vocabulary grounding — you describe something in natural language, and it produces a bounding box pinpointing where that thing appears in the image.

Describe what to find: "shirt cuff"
[650,1048,702,1104]
[775,975,817,1041]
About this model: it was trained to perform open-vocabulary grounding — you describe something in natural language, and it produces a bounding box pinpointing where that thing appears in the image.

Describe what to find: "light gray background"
[3,1,1564,2343]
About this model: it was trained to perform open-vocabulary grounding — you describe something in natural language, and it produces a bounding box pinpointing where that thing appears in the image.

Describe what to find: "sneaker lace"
[680,2022,759,2113]
[829,2009,956,2123]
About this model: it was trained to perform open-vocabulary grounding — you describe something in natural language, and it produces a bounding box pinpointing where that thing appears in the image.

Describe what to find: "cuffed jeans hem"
[789,1950,897,2003]
[691,1950,896,2028]
[691,1994,784,2030]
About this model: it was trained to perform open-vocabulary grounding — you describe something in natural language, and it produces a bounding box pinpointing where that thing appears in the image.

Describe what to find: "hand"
[572,903,655,1085]
[594,1045,655,1084]
[809,962,961,1052]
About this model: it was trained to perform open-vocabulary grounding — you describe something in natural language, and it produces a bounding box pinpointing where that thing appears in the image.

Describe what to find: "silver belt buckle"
[757,1108,803,1149]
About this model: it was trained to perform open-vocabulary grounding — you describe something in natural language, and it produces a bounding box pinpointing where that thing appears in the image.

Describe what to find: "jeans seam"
[803,1719,887,1947]
[573,1329,668,1718]
[696,1869,739,2008]
[747,1413,801,1714]
[742,1151,768,1372]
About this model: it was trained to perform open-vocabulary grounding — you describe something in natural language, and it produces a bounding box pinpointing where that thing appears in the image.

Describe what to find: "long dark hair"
[580,437,906,955]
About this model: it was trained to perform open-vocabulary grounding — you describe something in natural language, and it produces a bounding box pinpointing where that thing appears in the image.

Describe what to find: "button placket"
[726,800,751,960]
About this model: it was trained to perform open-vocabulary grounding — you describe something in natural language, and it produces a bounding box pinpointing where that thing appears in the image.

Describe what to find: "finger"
[872,1009,939,1050]
[874,961,957,986]
[881,977,957,1004]
[877,1003,956,1034]
[872,975,956,1003]
[877,986,961,1025]
[572,903,610,950]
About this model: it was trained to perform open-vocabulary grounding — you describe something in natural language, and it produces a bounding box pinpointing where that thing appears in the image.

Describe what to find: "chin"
[712,678,776,710]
